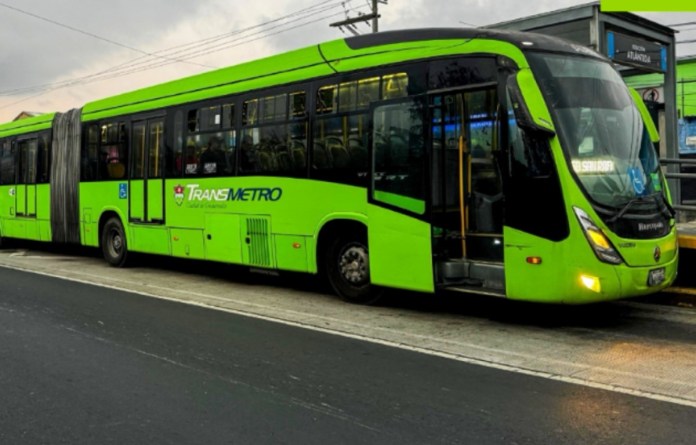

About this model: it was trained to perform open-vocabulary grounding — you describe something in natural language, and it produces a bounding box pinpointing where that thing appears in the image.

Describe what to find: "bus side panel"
[504,227,569,302]
[0,186,11,237]
[79,182,130,247]
[205,213,243,264]
[36,184,51,241]
[131,225,171,256]
[367,204,434,293]
[274,234,310,272]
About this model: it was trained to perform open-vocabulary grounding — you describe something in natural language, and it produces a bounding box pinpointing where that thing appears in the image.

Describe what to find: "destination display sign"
[606,31,666,72]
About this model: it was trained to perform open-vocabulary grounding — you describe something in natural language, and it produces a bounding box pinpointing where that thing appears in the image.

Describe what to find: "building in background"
[624,56,696,155]
[13,111,42,121]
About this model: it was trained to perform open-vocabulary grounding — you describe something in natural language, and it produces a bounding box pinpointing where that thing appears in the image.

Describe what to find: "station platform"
[660,223,696,306]
[678,221,696,250]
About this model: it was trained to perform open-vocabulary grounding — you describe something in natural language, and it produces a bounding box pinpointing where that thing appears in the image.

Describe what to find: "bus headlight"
[573,207,623,265]
[580,274,602,293]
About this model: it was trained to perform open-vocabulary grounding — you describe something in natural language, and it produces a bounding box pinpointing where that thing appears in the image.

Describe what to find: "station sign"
[607,31,667,72]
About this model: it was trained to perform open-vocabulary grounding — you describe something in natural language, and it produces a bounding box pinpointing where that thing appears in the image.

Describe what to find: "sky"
[1,0,695,122]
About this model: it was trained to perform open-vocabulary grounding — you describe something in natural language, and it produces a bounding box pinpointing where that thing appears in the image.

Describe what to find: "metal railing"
[661,157,696,217]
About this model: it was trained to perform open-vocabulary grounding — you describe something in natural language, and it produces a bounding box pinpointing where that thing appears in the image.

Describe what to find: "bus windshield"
[527,52,662,209]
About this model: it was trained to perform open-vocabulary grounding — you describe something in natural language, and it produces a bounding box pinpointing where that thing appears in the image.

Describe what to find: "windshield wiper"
[607,196,649,223]
[607,193,675,224]
[656,193,676,220]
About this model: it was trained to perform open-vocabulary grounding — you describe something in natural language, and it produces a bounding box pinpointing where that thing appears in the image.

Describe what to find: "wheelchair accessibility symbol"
[627,167,645,195]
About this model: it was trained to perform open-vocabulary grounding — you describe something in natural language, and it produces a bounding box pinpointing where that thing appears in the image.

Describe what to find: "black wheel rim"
[107,227,123,259]
[338,243,369,286]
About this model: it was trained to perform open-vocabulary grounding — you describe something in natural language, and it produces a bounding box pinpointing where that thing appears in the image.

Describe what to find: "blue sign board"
[607,31,666,72]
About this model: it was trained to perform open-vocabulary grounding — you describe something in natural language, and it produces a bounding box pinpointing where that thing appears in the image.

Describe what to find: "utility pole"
[330,0,387,35]
[681,78,685,119]
[371,0,379,33]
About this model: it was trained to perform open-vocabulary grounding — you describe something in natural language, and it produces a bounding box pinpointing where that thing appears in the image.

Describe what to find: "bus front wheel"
[325,234,382,305]
[101,217,128,267]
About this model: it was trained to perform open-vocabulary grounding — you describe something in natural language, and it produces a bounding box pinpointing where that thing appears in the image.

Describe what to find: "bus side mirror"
[628,87,660,143]
[507,71,555,137]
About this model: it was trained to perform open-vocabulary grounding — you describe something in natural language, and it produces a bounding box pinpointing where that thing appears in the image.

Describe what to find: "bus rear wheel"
[101,217,128,267]
[325,234,382,305]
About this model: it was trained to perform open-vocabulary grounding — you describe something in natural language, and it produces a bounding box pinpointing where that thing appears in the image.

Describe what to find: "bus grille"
[246,217,271,267]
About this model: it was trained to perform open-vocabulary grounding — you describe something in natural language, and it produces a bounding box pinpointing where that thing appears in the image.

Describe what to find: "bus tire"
[101,217,128,267]
[325,233,382,305]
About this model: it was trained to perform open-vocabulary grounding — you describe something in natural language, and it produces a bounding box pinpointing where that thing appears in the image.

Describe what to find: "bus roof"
[343,28,602,55]
[3,28,602,128]
[0,112,56,138]
[82,28,601,122]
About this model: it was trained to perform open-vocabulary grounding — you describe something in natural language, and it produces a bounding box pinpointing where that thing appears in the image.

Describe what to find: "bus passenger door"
[16,138,38,218]
[367,96,435,293]
[130,118,165,224]
[430,88,505,292]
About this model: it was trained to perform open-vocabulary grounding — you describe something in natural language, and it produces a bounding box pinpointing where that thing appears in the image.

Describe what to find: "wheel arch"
[98,209,126,248]
[314,214,368,275]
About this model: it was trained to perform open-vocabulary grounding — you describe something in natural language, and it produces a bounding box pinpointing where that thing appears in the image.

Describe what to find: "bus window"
[184,137,200,175]
[200,105,221,131]
[428,58,497,90]
[223,104,235,128]
[317,85,337,115]
[37,132,50,183]
[505,87,567,242]
[99,122,127,180]
[339,81,358,113]
[260,94,287,123]
[149,121,164,179]
[183,101,238,177]
[82,124,99,181]
[187,109,199,132]
[0,140,15,185]
[382,73,408,99]
[243,99,259,125]
[239,91,306,176]
[17,139,38,185]
[131,122,146,179]
[372,97,426,214]
[168,110,184,177]
[312,113,368,184]
[290,92,306,118]
[357,77,380,108]
[507,90,552,178]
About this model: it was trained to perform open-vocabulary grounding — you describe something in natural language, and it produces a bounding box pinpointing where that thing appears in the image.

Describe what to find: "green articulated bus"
[0,28,678,304]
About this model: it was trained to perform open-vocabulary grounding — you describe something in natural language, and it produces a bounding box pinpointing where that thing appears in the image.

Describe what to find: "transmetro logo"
[174,185,185,206]
[173,184,283,207]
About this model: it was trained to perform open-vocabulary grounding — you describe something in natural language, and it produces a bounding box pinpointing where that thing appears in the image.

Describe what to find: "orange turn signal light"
[526,256,542,265]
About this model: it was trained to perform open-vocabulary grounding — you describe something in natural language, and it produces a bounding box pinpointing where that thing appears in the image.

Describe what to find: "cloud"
[1,0,695,122]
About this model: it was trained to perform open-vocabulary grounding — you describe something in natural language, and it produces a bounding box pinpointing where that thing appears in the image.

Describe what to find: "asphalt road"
[1,266,695,444]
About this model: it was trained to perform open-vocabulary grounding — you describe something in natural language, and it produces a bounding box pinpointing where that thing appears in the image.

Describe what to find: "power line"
[0,0,352,97]
[109,0,344,71]
[125,2,351,69]
[0,1,214,69]
[75,6,368,84]
[0,1,369,111]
